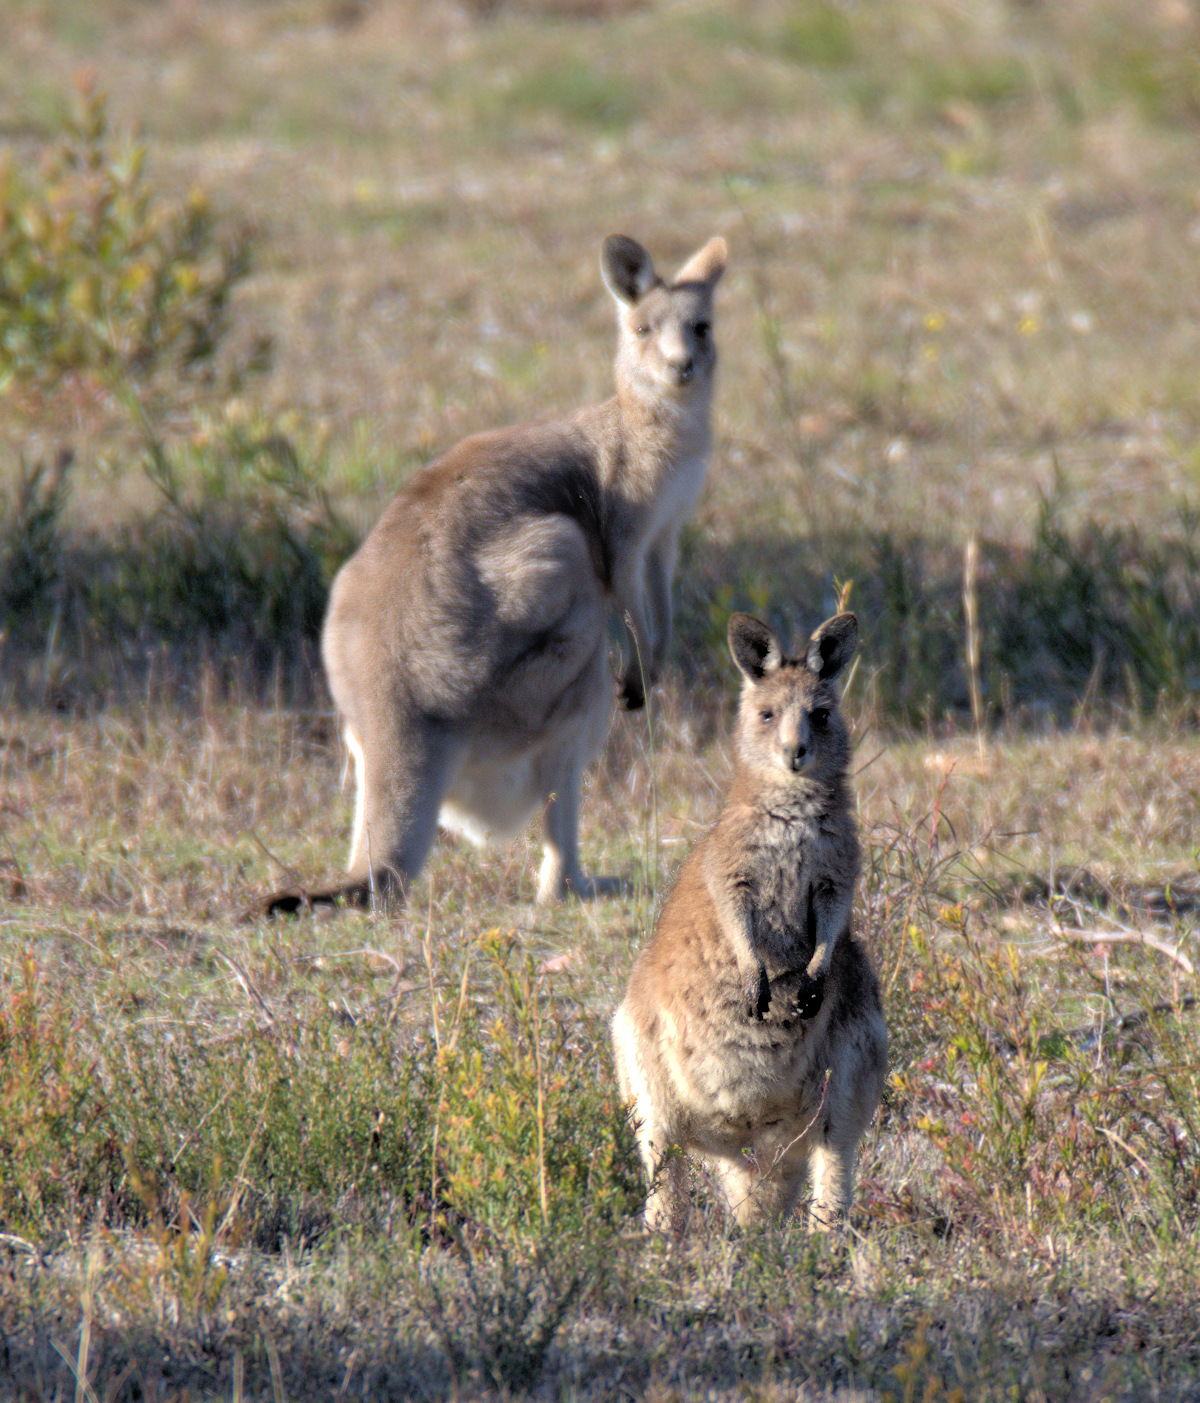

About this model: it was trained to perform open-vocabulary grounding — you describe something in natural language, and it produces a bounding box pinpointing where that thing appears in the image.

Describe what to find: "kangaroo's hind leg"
[710,1130,812,1228]
[347,708,466,898]
[534,646,615,904]
[262,706,463,916]
[807,1138,858,1230]
[611,1003,689,1233]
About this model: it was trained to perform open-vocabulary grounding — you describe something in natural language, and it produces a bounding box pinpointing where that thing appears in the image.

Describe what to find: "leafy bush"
[404,933,642,1392]
[0,952,120,1233]
[893,926,1200,1233]
[674,483,1200,729]
[101,410,357,649]
[0,73,248,395]
[1000,486,1200,712]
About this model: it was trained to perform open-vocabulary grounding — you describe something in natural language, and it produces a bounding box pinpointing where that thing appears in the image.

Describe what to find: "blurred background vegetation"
[1,0,1198,726]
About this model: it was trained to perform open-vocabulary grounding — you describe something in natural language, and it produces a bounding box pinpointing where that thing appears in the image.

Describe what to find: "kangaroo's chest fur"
[624,775,860,1134]
[725,798,832,972]
[640,444,707,542]
[680,798,853,1110]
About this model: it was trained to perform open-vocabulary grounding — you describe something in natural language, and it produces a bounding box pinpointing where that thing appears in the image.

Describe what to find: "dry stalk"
[216,1107,270,1240]
[266,1337,287,1403]
[532,973,550,1229]
[963,533,985,761]
[219,953,276,1027]
[245,828,300,887]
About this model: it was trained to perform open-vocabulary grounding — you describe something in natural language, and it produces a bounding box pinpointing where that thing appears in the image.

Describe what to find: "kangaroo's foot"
[569,872,633,900]
[251,879,374,921]
[536,869,633,905]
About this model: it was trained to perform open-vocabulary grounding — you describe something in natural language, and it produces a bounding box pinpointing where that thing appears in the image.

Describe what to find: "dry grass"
[3,702,1199,1398]
[3,1,1200,1398]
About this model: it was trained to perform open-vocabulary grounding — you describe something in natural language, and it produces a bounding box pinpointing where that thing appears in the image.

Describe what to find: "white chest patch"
[647,452,707,541]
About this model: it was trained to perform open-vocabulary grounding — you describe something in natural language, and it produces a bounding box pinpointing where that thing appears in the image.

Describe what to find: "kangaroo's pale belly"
[661,1005,823,1133]
[440,759,540,844]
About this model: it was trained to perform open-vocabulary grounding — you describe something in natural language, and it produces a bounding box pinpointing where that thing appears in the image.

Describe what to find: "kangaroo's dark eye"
[634,323,651,337]
[811,708,830,728]
[759,709,775,723]
[694,321,711,340]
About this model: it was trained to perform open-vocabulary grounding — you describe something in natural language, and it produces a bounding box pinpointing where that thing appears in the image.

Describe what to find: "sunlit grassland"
[2,0,1200,1398]
[3,700,1199,1397]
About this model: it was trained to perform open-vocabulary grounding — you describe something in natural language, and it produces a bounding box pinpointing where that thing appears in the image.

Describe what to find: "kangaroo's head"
[727,611,858,788]
[601,234,728,402]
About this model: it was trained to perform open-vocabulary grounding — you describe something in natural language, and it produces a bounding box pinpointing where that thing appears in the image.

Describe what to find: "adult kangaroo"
[263,233,727,915]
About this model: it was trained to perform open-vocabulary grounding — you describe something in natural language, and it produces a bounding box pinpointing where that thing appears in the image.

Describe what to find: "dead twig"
[219,951,276,1025]
[245,828,301,887]
[295,947,402,973]
[217,952,300,1055]
[1051,920,1195,976]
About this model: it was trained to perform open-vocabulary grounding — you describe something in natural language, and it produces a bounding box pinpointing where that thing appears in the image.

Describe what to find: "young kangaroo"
[611,611,887,1231]
[263,234,728,915]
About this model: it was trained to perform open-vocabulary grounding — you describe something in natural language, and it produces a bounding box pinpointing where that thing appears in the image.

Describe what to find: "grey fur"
[262,234,728,915]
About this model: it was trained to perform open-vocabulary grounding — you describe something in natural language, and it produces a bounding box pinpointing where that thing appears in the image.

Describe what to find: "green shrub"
[103,410,357,648]
[0,952,120,1234]
[0,412,357,687]
[0,73,248,395]
[406,932,642,1392]
[431,931,641,1239]
[0,935,641,1257]
[894,925,1200,1233]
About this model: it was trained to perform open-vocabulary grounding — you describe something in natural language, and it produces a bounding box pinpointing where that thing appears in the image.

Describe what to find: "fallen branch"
[1052,921,1195,976]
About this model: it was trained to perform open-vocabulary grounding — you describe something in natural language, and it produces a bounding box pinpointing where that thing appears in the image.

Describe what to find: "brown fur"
[611,611,887,1231]
[262,234,727,915]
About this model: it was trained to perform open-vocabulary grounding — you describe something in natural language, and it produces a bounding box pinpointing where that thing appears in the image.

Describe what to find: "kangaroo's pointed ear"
[601,235,659,305]
[728,613,783,683]
[806,613,858,682]
[673,236,728,289]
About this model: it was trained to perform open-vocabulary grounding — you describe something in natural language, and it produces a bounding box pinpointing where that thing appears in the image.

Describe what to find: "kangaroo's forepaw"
[619,675,646,710]
[793,971,825,1020]
[762,968,825,1023]
[744,962,771,1021]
